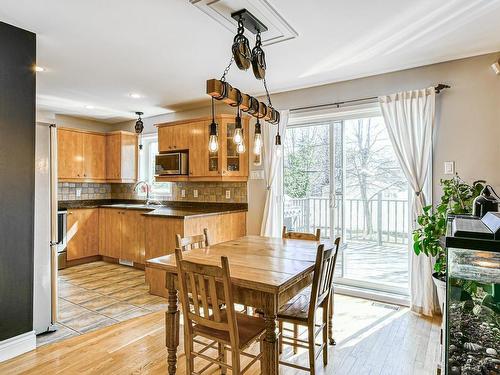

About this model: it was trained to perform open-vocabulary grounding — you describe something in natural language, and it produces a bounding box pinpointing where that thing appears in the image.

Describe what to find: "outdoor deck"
[335,241,409,292]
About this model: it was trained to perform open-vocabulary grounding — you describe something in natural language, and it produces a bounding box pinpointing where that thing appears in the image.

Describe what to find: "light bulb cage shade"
[135,111,144,134]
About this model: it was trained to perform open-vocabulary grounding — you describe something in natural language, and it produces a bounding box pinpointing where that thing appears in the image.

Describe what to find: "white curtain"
[378,88,438,316]
[260,110,289,237]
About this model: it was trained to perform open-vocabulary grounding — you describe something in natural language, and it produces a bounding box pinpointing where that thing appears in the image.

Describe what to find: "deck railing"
[284,194,408,245]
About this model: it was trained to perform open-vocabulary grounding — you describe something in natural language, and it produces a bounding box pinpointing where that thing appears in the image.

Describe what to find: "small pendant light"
[233,106,243,145]
[253,118,262,155]
[208,98,219,153]
[275,122,282,157]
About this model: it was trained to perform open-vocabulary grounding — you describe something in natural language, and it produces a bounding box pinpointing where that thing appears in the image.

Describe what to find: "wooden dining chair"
[279,226,321,353]
[278,239,340,375]
[282,226,321,241]
[176,228,210,251]
[175,249,266,374]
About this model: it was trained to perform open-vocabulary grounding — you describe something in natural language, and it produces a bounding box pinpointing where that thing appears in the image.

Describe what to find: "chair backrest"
[308,237,340,320]
[175,249,240,348]
[176,228,210,251]
[282,226,321,241]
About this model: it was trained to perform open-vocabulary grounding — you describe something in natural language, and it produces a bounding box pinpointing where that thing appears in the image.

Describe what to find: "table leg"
[165,274,179,375]
[263,301,279,375]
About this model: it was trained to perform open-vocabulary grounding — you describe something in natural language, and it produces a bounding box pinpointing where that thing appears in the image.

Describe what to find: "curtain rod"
[290,84,450,112]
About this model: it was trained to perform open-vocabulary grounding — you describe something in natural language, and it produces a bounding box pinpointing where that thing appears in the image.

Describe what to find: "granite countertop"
[58,199,248,219]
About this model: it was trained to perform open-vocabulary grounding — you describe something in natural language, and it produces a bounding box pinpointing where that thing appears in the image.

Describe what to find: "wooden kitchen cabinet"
[58,127,137,183]
[58,128,84,179]
[106,132,138,183]
[158,124,189,152]
[121,210,146,263]
[83,133,106,180]
[99,208,145,264]
[156,115,249,182]
[145,211,246,297]
[66,208,99,261]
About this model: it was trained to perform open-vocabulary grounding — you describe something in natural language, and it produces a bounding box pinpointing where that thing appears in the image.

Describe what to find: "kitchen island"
[58,200,247,297]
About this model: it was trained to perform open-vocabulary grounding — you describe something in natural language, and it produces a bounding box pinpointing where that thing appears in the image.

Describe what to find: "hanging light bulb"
[237,139,246,154]
[253,118,262,155]
[208,98,219,152]
[275,129,282,157]
[233,106,243,145]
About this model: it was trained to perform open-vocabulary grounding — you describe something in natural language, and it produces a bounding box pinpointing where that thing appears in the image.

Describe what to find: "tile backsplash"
[58,182,112,201]
[58,181,247,203]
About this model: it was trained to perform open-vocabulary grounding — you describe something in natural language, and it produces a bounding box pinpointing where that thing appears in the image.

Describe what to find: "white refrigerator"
[33,122,58,334]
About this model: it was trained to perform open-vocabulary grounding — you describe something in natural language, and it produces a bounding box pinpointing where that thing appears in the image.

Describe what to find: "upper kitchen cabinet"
[58,128,106,181]
[57,127,137,183]
[158,123,189,152]
[156,115,249,182]
[106,131,138,183]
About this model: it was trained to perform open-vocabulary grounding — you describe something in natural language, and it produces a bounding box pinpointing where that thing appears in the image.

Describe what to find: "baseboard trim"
[335,285,410,307]
[0,331,36,362]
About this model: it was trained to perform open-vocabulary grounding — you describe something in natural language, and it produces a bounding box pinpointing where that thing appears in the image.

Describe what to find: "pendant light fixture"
[208,97,219,153]
[135,112,144,134]
[253,118,262,155]
[233,105,243,145]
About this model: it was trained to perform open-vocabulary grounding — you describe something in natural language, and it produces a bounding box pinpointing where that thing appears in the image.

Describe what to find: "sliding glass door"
[283,110,410,297]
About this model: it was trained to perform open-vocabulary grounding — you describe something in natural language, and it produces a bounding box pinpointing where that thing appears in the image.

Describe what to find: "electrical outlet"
[193,189,198,198]
[76,188,82,197]
[225,190,231,199]
[181,189,186,198]
[444,161,455,175]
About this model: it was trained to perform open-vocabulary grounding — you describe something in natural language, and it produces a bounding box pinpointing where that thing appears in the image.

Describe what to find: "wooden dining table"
[146,235,334,375]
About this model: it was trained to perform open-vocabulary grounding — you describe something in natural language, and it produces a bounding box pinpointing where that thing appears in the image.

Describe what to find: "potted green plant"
[412,175,484,311]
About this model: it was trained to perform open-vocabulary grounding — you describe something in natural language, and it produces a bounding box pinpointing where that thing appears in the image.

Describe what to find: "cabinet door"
[172,124,189,151]
[67,208,99,260]
[189,121,210,177]
[99,209,122,258]
[158,126,173,152]
[120,133,137,182]
[58,129,84,179]
[83,133,106,180]
[106,134,121,180]
[121,210,145,263]
[222,118,249,177]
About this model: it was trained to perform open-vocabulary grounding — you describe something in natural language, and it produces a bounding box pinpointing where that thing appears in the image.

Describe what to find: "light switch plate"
[225,190,231,199]
[76,188,82,197]
[181,189,186,198]
[193,189,198,198]
[444,161,455,175]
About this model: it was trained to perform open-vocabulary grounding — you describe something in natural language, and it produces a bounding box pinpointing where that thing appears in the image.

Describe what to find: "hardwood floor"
[0,295,440,374]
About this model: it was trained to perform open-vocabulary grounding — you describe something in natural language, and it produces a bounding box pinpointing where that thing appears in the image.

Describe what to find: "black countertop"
[58,199,248,219]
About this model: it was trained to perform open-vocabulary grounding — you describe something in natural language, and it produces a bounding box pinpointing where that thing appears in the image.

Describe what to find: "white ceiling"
[1,0,499,123]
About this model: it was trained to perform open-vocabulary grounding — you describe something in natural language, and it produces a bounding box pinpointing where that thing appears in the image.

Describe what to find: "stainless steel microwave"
[155,152,189,175]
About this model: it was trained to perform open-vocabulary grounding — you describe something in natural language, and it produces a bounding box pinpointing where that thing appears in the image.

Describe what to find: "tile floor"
[36,261,167,346]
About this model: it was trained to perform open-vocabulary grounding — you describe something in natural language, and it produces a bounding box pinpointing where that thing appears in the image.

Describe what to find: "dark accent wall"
[0,21,36,341]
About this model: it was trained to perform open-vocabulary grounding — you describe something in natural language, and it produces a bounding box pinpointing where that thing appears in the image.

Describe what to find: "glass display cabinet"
[445,216,500,375]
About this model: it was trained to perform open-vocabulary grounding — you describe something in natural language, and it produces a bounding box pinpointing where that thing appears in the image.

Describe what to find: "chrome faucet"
[133,180,152,205]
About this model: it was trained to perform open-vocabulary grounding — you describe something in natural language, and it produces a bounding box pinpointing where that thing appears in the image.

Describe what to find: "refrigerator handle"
[50,124,58,324]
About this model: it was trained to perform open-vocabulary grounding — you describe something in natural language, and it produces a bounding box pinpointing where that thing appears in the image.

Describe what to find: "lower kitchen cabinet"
[99,208,145,264]
[66,208,99,261]
[145,211,246,297]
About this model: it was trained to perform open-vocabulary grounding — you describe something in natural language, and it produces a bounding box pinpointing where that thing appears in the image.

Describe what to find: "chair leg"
[185,332,194,374]
[218,342,226,374]
[322,301,329,366]
[293,324,298,354]
[329,295,336,345]
[259,336,264,374]
[231,349,240,375]
[278,321,283,354]
[308,326,316,375]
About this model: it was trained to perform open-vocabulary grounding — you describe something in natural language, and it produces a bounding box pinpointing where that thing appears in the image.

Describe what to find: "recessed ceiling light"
[85,105,95,109]
[129,93,142,99]
[34,66,45,72]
